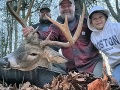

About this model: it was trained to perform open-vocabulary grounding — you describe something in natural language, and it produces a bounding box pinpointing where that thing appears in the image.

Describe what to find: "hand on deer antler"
[22,26,34,37]
[22,26,39,38]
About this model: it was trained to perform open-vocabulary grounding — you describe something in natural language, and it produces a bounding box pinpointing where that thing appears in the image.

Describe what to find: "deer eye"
[29,53,37,56]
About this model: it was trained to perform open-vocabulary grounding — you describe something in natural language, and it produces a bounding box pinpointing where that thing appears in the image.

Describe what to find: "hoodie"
[87,6,120,69]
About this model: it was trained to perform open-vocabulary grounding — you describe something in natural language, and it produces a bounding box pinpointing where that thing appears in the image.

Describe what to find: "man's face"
[39,9,51,20]
[59,0,75,21]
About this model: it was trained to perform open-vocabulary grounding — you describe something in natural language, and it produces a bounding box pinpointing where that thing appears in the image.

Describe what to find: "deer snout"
[0,57,10,69]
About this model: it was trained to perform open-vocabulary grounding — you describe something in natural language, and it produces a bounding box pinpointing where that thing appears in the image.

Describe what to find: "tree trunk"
[14,20,18,49]
[104,0,120,22]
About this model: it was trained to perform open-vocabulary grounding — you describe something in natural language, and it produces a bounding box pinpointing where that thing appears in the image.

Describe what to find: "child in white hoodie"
[87,6,120,85]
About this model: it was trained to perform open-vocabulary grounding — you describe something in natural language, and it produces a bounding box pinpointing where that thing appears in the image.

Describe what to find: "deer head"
[0,0,85,71]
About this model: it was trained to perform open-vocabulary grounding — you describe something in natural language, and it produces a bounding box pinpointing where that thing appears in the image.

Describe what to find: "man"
[33,4,51,31]
[33,4,59,51]
[23,0,103,78]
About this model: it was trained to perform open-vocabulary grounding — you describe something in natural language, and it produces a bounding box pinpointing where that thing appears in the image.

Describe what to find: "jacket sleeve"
[37,24,60,41]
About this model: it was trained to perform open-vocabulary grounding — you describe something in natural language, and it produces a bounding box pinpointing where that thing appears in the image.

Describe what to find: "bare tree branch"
[116,0,120,15]
[104,0,120,22]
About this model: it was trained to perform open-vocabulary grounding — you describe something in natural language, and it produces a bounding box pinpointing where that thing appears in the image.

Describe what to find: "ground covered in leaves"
[0,71,120,90]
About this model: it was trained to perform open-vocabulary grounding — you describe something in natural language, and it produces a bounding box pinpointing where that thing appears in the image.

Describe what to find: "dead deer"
[0,0,85,71]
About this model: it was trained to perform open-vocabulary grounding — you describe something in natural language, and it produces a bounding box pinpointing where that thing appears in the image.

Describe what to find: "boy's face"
[91,12,107,30]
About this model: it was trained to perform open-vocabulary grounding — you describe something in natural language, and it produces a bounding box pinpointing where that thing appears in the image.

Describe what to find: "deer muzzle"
[0,57,10,69]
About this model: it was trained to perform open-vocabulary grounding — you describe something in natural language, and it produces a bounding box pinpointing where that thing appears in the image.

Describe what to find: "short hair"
[89,10,108,19]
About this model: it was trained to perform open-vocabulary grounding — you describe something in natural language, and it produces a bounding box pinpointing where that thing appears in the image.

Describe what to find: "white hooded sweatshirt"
[87,6,120,69]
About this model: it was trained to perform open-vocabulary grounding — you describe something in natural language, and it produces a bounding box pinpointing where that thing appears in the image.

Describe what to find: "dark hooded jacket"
[38,15,102,73]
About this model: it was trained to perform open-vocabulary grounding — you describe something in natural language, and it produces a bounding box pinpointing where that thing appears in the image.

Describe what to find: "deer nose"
[0,57,10,69]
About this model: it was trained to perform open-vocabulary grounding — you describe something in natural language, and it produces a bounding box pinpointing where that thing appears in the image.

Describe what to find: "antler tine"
[6,0,27,27]
[45,15,74,45]
[24,0,35,22]
[32,26,39,35]
[16,0,22,14]
[46,31,52,40]
[73,3,85,42]
[6,0,35,28]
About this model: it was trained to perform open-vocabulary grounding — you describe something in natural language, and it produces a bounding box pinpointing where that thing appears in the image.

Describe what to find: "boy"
[87,6,120,85]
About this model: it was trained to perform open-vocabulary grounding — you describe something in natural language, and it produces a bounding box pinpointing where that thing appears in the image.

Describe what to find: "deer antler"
[6,0,35,28]
[40,3,85,47]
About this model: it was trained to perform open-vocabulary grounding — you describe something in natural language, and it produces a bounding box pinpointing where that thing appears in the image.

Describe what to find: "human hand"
[22,26,34,37]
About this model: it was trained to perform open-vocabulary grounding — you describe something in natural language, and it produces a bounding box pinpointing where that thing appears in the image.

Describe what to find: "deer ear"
[44,48,67,63]
[47,55,67,63]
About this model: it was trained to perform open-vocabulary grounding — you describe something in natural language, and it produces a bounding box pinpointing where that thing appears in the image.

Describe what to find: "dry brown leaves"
[0,71,120,90]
